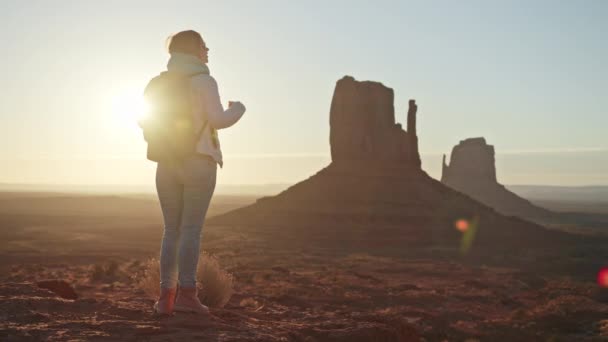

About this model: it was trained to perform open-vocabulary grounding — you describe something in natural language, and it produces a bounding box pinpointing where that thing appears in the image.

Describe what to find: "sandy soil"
[2,193,608,341]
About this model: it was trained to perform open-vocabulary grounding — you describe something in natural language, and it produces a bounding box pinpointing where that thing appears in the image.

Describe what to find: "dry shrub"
[137,252,234,308]
[89,260,122,282]
[137,258,160,299]
[197,252,234,308]
[90,264,106,281]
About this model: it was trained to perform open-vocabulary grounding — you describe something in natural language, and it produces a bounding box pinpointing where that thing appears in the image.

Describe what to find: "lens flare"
[455,219,469,232]
[457,216,480,255]
[597,268,608,287]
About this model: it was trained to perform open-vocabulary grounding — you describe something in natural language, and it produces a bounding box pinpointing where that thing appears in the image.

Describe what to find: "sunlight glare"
[111,91,149,128]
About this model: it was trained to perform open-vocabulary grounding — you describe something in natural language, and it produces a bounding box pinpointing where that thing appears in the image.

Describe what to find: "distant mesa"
[442,138,497,184]
[209,76,578,264]
[442,137,553,219]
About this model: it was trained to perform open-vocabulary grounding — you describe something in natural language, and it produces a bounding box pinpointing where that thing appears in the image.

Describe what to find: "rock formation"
[442,138,497,184]
[329,76,421,167]
[442,138,552,219]
[209,76,575,261]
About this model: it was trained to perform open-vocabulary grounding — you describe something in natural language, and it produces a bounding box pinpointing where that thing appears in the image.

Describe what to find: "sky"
[0,0,607,189]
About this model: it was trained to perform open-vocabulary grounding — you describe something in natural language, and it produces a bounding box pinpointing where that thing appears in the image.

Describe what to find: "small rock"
[36,280,78,300]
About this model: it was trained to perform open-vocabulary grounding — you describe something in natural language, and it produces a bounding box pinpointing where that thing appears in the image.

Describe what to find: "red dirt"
[2,194,608,341]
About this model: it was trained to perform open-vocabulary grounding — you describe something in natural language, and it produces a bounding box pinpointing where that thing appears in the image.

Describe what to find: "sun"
[111,90,150,129]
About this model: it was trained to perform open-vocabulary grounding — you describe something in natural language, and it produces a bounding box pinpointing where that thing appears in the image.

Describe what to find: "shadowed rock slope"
[442,137,554,220]
[209,76,603,275]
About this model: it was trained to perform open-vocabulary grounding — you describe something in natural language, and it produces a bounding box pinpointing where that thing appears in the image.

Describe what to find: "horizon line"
[2,181,608,190]
[2,147,607,161]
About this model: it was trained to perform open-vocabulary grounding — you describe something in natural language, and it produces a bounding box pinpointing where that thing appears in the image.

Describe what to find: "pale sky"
[1,0,607,188]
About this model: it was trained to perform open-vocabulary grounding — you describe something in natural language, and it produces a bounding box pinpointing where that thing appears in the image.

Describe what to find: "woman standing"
[150,30,246,315]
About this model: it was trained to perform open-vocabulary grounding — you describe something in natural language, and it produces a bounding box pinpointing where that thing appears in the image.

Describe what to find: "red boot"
[153,287,176,315]
[174,287,210,314]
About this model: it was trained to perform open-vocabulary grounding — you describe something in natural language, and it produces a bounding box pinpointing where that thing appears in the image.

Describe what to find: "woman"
[152,30,246,315]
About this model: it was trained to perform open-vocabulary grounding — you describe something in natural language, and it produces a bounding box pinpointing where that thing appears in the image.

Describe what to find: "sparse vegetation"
[137,252,234,308]
[136,258,160,298]
[89,260,122,282]
[4,193,608,340]
[90,264,105,281]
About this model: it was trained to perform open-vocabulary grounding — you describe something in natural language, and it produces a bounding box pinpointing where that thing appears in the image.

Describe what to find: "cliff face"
[442,138,552,219]
[329,76,420,168]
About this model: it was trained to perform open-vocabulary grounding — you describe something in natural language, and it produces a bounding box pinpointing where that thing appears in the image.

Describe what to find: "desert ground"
[2,191,608,341]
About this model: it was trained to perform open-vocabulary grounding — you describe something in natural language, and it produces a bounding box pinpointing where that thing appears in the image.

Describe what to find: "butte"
[442,137,553,220]
[208,76,601,275]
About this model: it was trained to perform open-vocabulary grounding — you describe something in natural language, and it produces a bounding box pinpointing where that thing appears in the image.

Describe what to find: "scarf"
[166,52,210,75]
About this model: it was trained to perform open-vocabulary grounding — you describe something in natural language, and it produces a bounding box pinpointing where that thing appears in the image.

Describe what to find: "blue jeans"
[156,156,217,288]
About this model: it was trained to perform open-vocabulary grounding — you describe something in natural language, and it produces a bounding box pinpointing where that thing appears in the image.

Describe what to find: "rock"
[442,137,553,219]
[442,138,497,184]
[209,76,575,266]
[36,280,78,300]
[329,76,420,167]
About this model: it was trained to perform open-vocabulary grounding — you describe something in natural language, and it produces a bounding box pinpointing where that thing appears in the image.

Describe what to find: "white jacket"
[189,74,246,167]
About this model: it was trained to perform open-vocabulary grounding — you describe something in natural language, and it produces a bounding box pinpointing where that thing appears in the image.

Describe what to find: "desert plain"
[1,190,608,341]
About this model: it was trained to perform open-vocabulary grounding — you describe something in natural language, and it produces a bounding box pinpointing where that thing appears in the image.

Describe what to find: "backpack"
[140,71,206,163]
